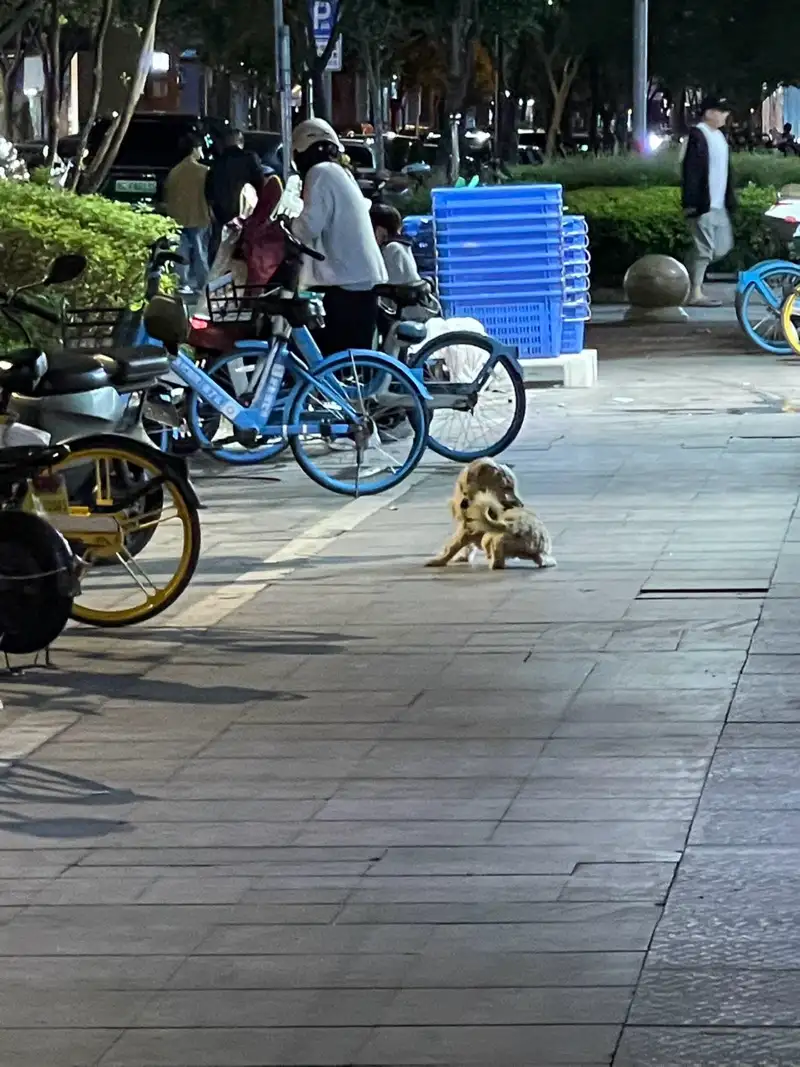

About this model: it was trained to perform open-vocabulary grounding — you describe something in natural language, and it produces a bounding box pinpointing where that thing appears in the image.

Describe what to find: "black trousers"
[315,287,378,356]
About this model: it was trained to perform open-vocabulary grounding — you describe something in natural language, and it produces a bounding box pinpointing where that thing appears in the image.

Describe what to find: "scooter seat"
[49,345,170,394]
[0,347,47,394]
[34,353,112,396]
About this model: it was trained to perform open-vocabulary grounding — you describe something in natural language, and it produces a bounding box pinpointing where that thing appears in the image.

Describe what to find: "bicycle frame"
[170,321,430,438]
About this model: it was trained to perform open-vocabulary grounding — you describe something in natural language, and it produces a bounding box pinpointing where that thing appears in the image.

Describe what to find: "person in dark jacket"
[681,96,735,307]
[205,128,265,263]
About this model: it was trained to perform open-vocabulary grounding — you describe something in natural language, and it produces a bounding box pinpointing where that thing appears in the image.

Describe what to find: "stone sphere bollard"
[623,254,690,321]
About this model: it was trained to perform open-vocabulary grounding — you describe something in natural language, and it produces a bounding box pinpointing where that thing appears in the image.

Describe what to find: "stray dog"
[437,458,522,565]
[427,458,555,569]
[463,491,556,570]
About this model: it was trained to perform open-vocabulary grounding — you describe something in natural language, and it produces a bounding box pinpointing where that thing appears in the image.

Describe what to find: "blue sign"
[311,0,337,40]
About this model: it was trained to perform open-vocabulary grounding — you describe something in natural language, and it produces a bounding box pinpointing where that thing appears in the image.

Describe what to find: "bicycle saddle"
[374,282,431,309]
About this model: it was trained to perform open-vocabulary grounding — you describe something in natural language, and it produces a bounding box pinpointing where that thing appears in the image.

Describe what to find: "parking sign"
[311,0,337,40]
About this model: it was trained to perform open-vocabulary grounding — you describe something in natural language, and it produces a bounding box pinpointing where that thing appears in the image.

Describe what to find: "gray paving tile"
[0,1028,121,1067]
[403,949,644,988]
[168,952,416,989]
[99,1026,369,1066]
[383,986,633,1025]
[492,821,690,850]
[355,1024,619,1065]
[136,987,396,1026]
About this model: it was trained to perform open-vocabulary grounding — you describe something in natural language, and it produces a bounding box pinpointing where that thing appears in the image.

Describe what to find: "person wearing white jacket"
[291,118,387,355]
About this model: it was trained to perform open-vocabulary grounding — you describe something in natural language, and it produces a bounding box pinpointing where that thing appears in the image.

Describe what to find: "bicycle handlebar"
[278,219,325,262]
[3,289,61,324]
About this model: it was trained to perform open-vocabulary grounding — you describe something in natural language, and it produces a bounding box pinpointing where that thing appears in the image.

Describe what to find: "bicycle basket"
[206,281,271,325]
[63,306,139,352]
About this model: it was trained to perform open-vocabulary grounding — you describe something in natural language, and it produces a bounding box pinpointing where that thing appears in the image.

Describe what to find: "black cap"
[700,95,731,114]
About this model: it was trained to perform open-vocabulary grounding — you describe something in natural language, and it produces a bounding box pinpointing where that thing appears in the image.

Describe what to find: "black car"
[242,130,283,175]
[86,113,229,204]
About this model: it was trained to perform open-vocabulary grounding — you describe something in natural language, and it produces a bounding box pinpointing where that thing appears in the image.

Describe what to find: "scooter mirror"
[45,254,87,286]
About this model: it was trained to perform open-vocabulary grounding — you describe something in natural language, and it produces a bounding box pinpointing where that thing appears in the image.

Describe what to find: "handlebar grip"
[10,290,61,324]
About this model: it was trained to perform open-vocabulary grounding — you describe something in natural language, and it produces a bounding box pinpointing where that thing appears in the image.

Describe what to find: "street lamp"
[632,0,648,151]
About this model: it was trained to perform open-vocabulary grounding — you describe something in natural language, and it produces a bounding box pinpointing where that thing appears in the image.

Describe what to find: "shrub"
[511,151,800,191]
[0,183,177,309]
[564,184,781,282]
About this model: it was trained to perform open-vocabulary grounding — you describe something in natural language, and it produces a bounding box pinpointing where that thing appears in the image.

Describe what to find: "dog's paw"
[538,554,558,568]
[424,558,447,568]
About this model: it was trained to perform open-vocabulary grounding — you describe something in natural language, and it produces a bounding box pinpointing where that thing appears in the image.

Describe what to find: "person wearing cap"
[681,96,736,307]
[291,117,387,355]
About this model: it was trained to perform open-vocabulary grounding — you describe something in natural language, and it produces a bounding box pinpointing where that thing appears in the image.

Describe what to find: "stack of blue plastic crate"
[400,215,435,278]
[431,184,565,358]
[561,215,591,354]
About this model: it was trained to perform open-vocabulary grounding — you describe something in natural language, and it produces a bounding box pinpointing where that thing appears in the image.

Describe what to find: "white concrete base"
[519,349,598,388]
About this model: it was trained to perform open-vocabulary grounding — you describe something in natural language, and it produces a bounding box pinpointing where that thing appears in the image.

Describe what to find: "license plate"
[115,179,157,194]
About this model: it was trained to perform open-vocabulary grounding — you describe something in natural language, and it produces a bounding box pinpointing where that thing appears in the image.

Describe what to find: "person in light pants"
[681,96,735,307]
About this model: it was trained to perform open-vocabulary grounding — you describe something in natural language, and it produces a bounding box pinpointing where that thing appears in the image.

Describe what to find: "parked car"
[242,130,282,175]
[85,113,228,203]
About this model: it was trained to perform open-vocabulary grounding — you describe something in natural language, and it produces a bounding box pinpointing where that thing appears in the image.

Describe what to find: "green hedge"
[511,151,800,191]
[563,184,780,281]
[0,183,177,309]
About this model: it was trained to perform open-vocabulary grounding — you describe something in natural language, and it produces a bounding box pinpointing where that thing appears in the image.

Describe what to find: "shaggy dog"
[426,459,555,569]
[462,490,556,570]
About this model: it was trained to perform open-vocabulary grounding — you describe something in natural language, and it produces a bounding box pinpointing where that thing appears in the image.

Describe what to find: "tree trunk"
[0,0,42,53]
[82,0,162,193]
[69,0,113,191]
[542,55,581,159]
[38,0,61,168]
[363,50,385,170]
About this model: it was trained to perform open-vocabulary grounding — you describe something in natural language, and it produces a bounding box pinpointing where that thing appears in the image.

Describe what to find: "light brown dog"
[426,459,531,568]
[465,490,556,570]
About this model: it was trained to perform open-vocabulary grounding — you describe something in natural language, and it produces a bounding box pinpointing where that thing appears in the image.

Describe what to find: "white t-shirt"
[293,162,388,291]
[382,241,422,285]
[697,122,729,211]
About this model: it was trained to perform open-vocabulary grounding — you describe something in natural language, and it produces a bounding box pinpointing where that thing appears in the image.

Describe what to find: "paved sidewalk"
[2,341,800,1064]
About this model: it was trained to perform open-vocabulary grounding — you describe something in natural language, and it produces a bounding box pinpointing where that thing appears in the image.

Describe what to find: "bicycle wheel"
[45,435,201,627]
[409,332,526,461]
[736,264,800,354]
[288,352,428,496]
[186,351,290,465]
[781,287,800,356]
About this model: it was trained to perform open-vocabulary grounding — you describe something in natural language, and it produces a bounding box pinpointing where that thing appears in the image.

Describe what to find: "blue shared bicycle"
[143,234,431,497]
[735,260,800,354]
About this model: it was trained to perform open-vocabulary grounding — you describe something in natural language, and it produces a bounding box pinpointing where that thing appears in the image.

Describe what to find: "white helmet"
[292,118,344,156]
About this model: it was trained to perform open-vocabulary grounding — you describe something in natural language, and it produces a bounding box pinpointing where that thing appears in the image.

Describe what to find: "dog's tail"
[470,490,510,533]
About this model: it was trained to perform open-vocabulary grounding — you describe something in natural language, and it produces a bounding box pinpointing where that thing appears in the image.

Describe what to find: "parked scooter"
[8,242,181,449]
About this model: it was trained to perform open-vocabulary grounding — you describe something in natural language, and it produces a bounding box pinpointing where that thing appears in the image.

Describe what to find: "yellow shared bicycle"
[780,283,800,355]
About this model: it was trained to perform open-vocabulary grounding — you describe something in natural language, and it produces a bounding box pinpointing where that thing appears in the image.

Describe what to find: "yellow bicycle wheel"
[36,436,201,627]
[781,286,800,356]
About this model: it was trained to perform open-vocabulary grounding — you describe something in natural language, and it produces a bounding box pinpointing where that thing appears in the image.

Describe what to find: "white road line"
[163,472,426,630]
[0,711,79,761]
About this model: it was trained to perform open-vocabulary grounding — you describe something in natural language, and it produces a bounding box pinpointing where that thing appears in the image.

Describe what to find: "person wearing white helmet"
[291,117,387,354]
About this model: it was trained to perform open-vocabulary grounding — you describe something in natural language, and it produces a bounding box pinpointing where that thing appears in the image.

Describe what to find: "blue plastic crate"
[563,214,587,231]
[401,215,431,238]
[561,319,586,354]
[563,296,590,319]
[437,261,564,282]
[433,183,562,207]
[439,296,563,359]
